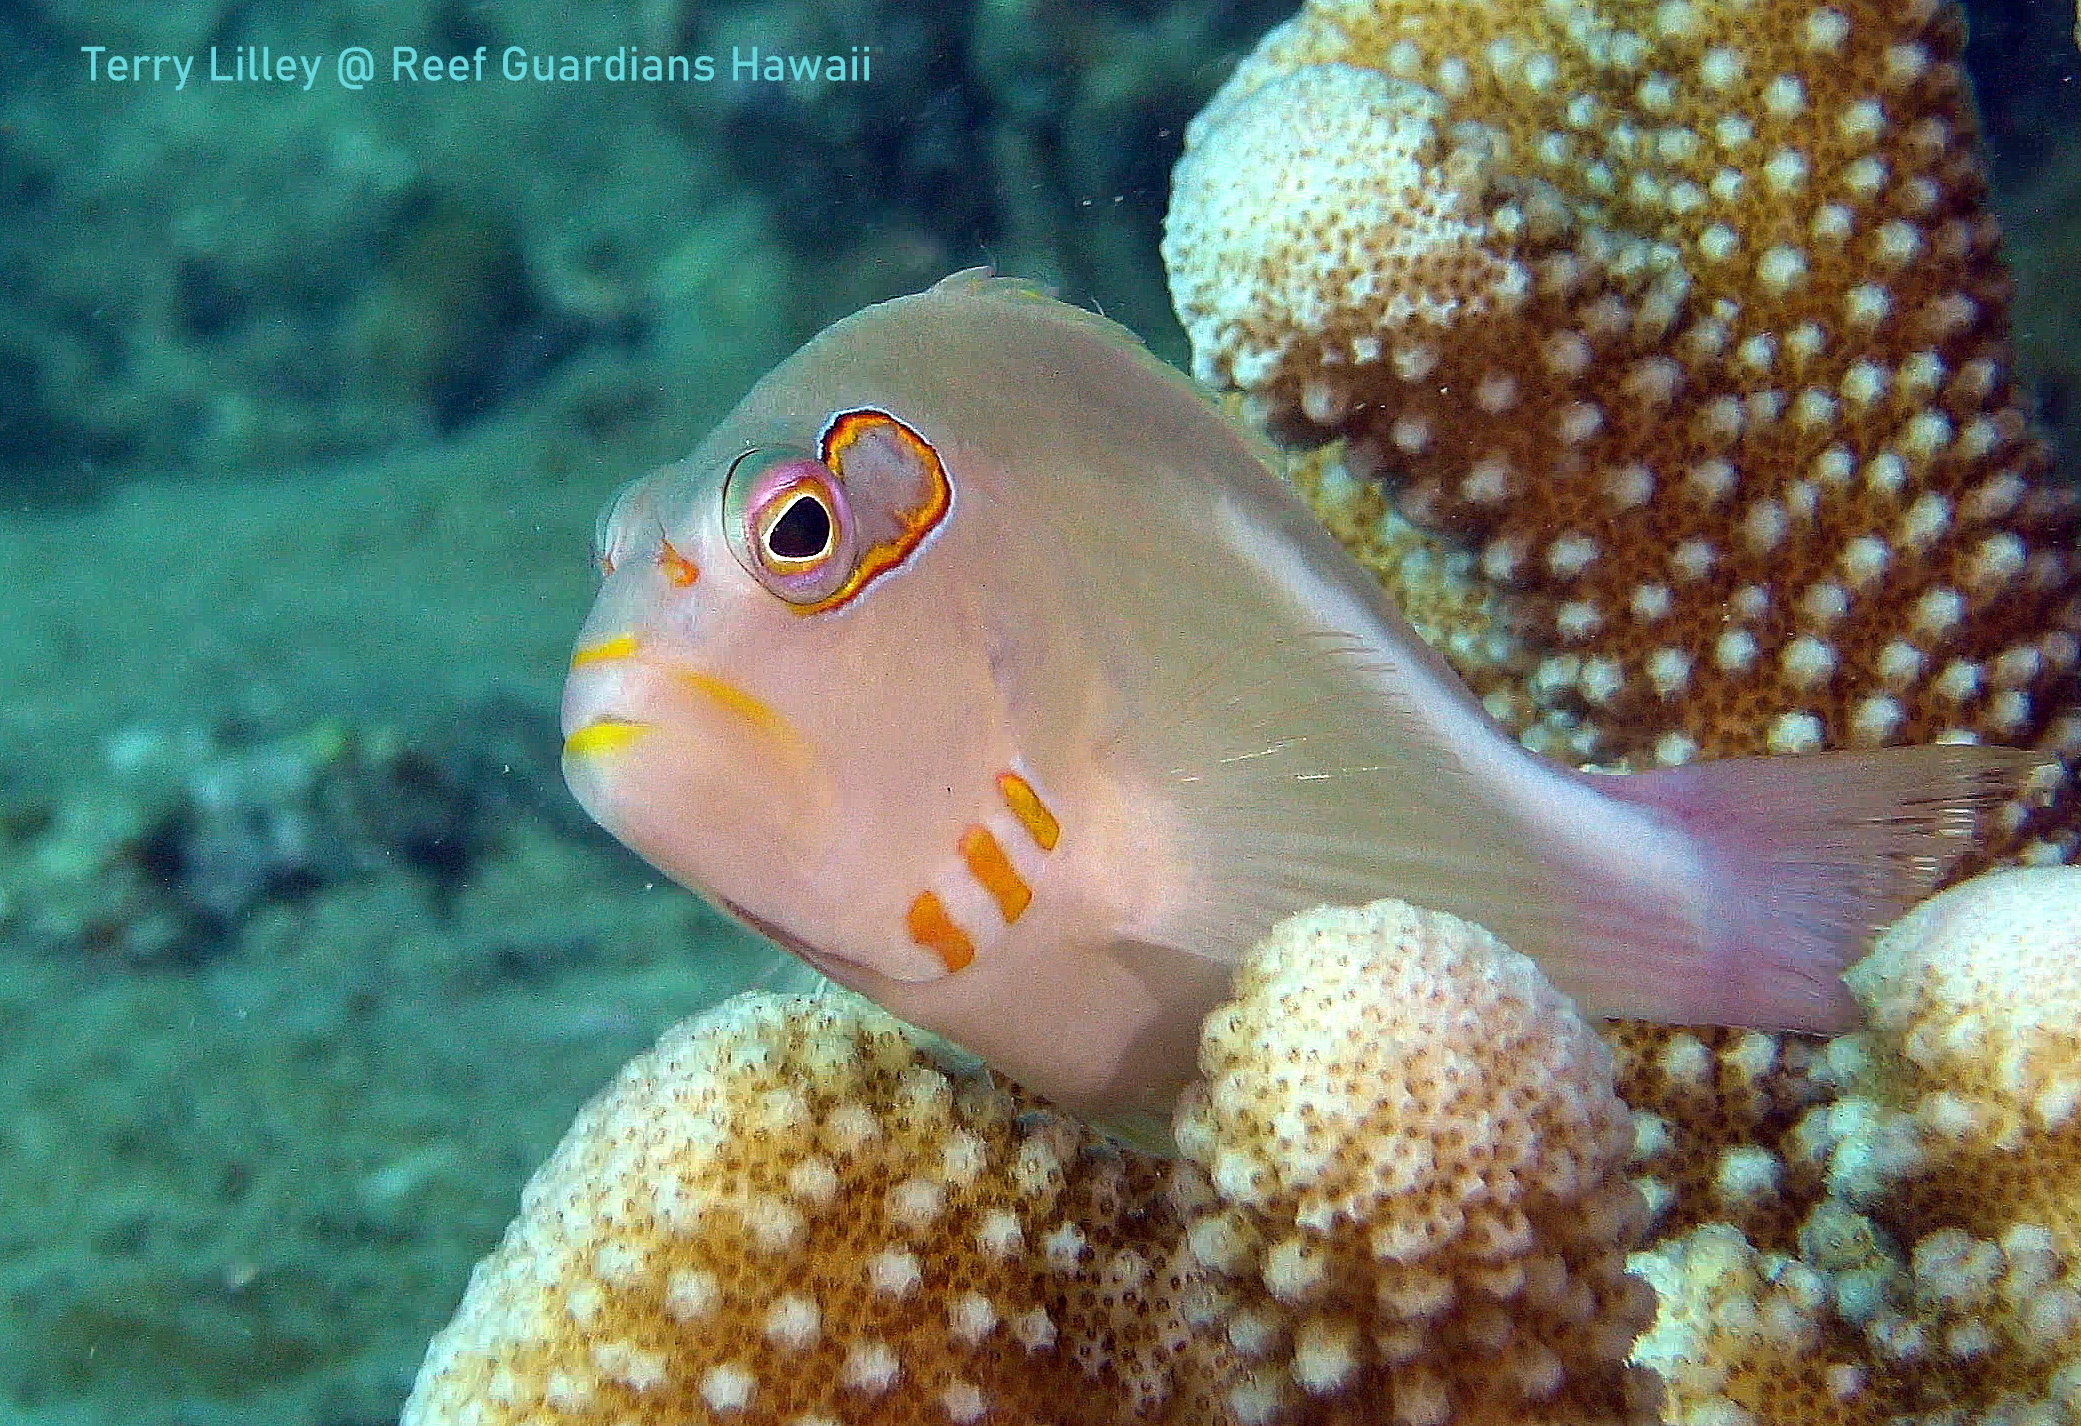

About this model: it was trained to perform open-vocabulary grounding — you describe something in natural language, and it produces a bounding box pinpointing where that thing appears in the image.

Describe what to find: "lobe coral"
[1160,0,2081,1419]
[1162,0,2080,867]
[399,0,2081,1419]
[403,901,1657,1426]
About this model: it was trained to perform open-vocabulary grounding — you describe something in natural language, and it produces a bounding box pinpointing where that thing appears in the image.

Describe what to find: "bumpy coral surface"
[1606,1020,1837,1254]
[401,995,1160,1426]
[1164,0,2080,861]
[1631,1221,1906,1426]
[403,898,1655,1426]
[1636,867,2081,1423]
[1846,866,2081,1185]
[1835,869,2081,1304]
[1176,900,1659,1426]
[1162,5,2080,1418]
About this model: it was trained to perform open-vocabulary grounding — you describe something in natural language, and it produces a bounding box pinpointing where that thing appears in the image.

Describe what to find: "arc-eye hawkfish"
[561,270,2049,1149]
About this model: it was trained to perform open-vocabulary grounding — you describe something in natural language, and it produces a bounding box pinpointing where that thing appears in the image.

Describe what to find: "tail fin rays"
[1598,744,2052,1031]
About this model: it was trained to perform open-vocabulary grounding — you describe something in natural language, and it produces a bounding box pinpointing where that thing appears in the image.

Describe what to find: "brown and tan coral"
[401,2,2081,1420]
[1832,870,2081,1376]
[1632,867,2081,1423]
[1163,0,2080,864]
[401,991,1185,1426]
[1173,900,1660,1426]
[1159,1,2081,1420]
[402,899,1656,1426]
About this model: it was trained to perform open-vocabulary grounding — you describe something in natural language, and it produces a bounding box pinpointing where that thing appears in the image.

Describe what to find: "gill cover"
[722,408,952,613]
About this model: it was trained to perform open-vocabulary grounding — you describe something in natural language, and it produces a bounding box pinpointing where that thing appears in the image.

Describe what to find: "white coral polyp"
[1183,898,1631,1234]
[1848,867,2081,1119]
[1175,898,1655,1422]
[1163,61,1516,401]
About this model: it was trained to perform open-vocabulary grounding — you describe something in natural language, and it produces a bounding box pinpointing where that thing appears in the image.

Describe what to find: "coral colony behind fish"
[559,271,2047,1142]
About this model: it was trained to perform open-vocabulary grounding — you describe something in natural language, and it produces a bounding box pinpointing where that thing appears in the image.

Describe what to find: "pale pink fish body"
[561,270,2042,1139]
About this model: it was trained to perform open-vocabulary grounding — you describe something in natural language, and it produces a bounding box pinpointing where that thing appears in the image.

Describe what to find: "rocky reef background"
[0,0,2073,1423]
[0,0,1291,500]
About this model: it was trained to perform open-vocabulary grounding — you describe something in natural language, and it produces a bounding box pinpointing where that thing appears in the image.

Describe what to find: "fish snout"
[558,631,835,850]
[560,633,656,758]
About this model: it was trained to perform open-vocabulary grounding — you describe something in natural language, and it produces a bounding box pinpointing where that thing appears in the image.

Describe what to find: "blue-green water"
[0,0,2074,1422]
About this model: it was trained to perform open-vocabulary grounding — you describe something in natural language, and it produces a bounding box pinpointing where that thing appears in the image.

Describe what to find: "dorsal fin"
[922,268,1289,480]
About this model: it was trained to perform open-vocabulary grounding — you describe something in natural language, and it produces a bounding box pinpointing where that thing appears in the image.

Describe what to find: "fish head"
[561,375,998,986]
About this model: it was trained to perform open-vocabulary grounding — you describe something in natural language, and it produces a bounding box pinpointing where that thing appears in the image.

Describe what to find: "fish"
[560,268,2049,1143]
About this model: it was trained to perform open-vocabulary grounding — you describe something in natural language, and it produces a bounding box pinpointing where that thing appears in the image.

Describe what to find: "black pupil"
[768,495,832,560]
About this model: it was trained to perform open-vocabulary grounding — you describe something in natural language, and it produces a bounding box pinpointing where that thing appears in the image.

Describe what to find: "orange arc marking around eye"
[996,772,1061,851]
[790,409,952,616]
[906,890,975,972]
[959,825,1032,924]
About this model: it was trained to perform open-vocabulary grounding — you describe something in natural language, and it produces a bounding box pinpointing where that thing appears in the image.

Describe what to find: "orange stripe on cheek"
[959,825,1032,924]
[656,537,699,587]
[675,670,793,739]
[996,772,1060,851]
[906,891,975,972]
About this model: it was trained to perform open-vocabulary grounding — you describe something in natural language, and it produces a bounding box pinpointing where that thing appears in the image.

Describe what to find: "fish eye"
[722,447,858,605]
[761,491,834,563]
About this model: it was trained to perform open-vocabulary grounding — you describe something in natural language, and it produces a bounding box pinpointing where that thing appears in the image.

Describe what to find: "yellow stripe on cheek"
[670,667,830,800]
[570,634,640,669]
[906,891,975,972]
[676,670,794,738]
[562,721,652,758]
[959,825,1032,924]
[996,771,1060,851]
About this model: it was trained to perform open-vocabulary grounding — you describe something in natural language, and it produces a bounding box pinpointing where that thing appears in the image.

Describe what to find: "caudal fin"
[1601,744,2053,1033]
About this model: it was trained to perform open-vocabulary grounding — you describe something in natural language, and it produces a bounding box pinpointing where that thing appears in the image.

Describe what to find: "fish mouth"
[562,634,810,755]
[561,636,645,757]
[569,633,640,670]
[716,895,864,980]
[562,717,654,760]
[558,629,839,863]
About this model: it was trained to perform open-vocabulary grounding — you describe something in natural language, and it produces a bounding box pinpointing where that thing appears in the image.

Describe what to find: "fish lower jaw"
[560,652,650,742]
[557,713,661,838]
[561,717,655,760]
